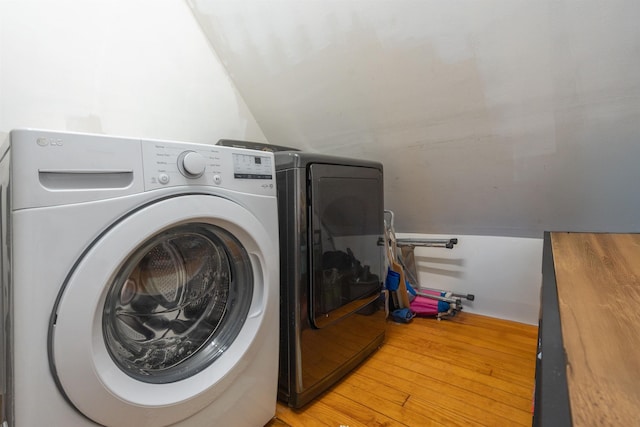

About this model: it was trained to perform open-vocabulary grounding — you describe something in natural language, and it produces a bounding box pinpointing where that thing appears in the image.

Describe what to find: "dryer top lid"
[274,151,383,171]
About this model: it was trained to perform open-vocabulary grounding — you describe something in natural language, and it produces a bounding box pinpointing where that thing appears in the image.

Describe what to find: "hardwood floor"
[267,313,538,426]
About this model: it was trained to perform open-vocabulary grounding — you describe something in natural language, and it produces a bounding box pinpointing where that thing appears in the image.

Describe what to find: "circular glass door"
[103,223,252,384]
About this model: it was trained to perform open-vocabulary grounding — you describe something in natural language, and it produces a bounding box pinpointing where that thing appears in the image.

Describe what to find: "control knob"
[178,151,206,178]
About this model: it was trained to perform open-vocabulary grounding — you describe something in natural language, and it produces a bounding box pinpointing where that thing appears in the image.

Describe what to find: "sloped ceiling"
[188,0,640,237]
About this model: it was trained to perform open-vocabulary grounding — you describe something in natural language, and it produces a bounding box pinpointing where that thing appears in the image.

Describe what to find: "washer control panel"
[141,139,275,195]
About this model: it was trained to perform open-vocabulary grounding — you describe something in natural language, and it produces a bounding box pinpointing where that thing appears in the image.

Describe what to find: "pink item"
[409,295,439,316]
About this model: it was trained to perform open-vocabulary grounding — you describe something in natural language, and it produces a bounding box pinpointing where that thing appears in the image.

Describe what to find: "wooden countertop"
[550,232,640,426]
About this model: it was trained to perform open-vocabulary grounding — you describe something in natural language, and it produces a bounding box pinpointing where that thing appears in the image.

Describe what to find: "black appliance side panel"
[276,166,308,403]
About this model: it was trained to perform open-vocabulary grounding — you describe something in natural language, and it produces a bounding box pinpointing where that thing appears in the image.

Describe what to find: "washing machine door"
[50,195,274,427]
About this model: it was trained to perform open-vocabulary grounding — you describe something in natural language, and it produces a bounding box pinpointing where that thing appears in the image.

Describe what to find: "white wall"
[0,0,266,144]
[189,0,640,238]
[398,233,542,325]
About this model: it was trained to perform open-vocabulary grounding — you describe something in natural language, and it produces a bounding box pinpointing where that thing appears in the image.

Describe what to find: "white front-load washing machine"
[0,129,279,426]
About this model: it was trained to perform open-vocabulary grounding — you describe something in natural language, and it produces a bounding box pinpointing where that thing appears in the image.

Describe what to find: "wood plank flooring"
[266,313,538,427]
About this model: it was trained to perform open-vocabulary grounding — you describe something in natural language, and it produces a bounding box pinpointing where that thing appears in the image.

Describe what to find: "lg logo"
[36,137,63,147]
